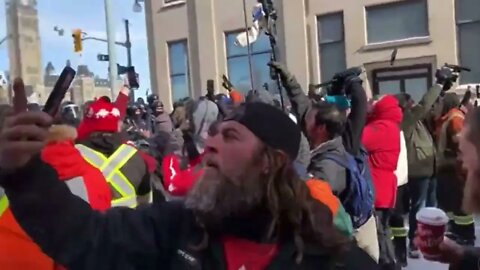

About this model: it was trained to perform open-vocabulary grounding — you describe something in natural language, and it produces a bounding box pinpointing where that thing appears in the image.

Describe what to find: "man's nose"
[204,133,220,154]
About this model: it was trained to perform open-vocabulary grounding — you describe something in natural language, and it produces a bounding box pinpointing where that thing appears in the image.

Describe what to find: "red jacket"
[0,125,111,270]
[41,137,112,211]
[361,95,402,209]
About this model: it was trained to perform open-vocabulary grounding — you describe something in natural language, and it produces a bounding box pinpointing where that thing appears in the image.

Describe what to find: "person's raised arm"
[410,67,457,122]
[269,62,311,123]
[0,79,179,269]
[115,85,131,120]
[343,77,367,155]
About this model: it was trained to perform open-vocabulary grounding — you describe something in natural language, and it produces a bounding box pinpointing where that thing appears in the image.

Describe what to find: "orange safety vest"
[0,176,91,270]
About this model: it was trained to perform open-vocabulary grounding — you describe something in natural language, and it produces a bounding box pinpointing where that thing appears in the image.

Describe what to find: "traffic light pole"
[104,0,118,98]
[124,19,134,102]
[125,19,132,68]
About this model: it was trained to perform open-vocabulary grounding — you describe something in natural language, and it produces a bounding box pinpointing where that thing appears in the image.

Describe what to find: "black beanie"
[224,102,301,160]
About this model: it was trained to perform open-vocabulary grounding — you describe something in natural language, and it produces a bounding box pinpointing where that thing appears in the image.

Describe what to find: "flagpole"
[242,0,255,92]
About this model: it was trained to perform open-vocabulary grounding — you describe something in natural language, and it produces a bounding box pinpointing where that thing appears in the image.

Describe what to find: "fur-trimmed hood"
[47,124,77,143]
[41,125,87,180]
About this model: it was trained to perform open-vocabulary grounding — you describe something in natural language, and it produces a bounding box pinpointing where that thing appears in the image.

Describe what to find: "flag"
[235,3,265,47]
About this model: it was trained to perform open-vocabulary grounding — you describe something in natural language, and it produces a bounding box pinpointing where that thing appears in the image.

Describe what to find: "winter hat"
[324,95,351,111]
[442,93,461,115]
[246,89,275,105]
[193,99,219,136]
[81,99,121,135]
[224,102,301,160]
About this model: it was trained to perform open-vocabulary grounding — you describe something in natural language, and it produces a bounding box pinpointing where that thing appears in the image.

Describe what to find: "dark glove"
[222,75,234,91]
[330,67,363,95]
[435,67,457,90]
[268,61,293,83]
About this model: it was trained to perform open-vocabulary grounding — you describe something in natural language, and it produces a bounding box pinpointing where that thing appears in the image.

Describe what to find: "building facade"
[6,0,44,103]
[3,0,120,106]
[145,0,480,109]
[44,64,121,105]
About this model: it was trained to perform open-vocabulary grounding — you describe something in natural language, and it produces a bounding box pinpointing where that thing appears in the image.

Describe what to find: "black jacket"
[284,77,367,156]
[1,157,379,270]
[78,132,151,196]
[458,247,480,270]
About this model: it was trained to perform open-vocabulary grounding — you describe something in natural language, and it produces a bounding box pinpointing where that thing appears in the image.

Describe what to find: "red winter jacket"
[0,125,111,270]
[361,95,402,209]
[41,125,112,211]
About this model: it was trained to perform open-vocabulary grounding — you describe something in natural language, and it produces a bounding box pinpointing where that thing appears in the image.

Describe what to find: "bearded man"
[0,81,377,269]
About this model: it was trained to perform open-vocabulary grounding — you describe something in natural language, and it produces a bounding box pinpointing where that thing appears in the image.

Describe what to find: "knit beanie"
[224,102,301,160]
[81,99,121,136]
[324,95,351,111]
[246,89,275,105]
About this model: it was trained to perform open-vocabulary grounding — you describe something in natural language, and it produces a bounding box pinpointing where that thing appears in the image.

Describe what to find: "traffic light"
[72,29,82,53]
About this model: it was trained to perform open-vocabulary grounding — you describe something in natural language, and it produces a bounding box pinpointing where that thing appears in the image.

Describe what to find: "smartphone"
[43,66,76,116]
[127,66,139,90]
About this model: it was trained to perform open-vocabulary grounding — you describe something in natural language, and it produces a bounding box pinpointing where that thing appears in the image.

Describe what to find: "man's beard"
[184,165,265,228]
[463,169,480,213]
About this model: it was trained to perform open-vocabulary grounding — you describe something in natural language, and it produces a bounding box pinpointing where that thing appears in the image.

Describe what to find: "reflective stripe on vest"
[75,144,138,208]
[390,227,408,238]
[0,187,8,216]
[0,177,89,217]
[453,214,474,225]
[65,176,90,203]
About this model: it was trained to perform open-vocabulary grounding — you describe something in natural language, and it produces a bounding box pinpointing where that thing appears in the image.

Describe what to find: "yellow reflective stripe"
[0,196,9,216]
[109,173,136,199]
[391,227,408,237]
[447,212,454,220]
[111,196,138,208]
[76,144,138,208]
[453,215,474,225]
[103,145,137,179]
[104,145,137,208]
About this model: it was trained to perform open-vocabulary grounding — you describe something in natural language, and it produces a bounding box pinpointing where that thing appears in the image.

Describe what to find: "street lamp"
[133,0,144,13]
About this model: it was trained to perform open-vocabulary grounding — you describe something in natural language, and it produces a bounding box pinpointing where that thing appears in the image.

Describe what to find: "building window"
[372,64,433,103]
[456,0,480,84]
[163,0,185,7]
[225,31,274,94]
[366,0,429,44]
[168,40,190,102]
[317,12,346,82]
[164,0,183,4]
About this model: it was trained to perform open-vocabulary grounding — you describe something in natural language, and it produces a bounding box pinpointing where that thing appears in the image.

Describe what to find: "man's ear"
[261,150,287,174]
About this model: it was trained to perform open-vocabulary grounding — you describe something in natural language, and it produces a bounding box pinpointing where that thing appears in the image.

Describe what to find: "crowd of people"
[0,60,479,270]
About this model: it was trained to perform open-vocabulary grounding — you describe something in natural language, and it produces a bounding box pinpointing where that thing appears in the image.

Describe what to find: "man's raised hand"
[0,78,52,171]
